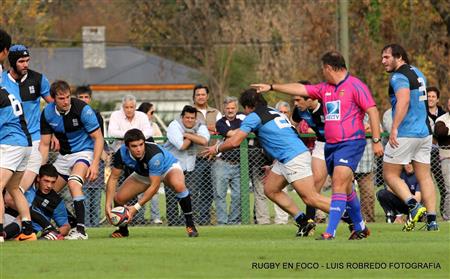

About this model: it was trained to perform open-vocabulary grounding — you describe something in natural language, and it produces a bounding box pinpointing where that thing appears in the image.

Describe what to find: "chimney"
[82,26,106,69]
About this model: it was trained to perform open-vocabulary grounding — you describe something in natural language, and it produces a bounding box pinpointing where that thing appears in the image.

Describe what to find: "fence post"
[240,138,250,224]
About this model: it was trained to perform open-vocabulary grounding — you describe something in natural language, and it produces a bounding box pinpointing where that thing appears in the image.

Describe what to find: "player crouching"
[105,129,199,238]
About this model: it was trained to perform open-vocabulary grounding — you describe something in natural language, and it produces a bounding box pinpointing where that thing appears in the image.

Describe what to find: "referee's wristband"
[133,203,142,211]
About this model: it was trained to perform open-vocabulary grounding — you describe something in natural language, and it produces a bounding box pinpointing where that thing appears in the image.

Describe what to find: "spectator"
[108,94,153,149]
[164,105,209,226]
[191,84,222,225]
[75,85,105,227]
[377,163,421,224]
[214,97,245,225]
[434,96,450,221]
[107,95,152,225]
[427,86,447,220]
[137,102,164,224]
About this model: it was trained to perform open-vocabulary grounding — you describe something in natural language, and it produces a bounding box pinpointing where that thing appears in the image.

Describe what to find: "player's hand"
[86,163,99,181]
[389,128,399,148]
[372,142,384,157]
[250,83,271,93]
[200,145,218,159]
[105,207,113,225]
[50,136,60,152]
[125,205,136,222]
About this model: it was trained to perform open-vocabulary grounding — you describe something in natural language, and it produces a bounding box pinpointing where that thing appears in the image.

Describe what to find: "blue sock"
[346,190,365,231]
[325,193,347,236]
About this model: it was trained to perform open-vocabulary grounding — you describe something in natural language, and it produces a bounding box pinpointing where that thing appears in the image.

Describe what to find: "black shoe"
[316,232,334,240]
[186,226,199,237]
[295,219,316,237]
[348,226,370,240]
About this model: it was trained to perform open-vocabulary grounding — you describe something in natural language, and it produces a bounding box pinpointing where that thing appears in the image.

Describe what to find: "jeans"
[212,160,241,225]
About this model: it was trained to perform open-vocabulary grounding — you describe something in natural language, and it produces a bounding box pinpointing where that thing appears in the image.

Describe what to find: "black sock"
[178,194,194,227]
[305,206,316,220]
[406,198,418,211]
[0,223,3,235]
[119,225,129,233]
[295,213,307,225]
[73,200,86,234]
[426,214,436,224]
[4,223,21,239]
[22,220,33,235]
[66,209,77,228]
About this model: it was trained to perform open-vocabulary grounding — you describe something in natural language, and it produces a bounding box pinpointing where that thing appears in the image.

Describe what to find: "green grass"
[1,223,449,279]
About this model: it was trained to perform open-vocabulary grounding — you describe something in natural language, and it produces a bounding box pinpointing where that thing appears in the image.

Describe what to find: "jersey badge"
[29,85,35,94]
[72,118,79,127]
[325,100,341,121]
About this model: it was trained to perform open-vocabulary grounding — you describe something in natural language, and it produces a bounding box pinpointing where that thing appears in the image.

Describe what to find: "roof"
[29,46,202,85]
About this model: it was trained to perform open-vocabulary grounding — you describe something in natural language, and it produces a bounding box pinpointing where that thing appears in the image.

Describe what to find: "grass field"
[1,222,448,279]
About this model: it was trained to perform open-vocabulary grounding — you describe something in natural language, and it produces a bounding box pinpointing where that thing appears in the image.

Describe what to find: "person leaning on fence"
[213,97,245,225]
[434,96,450,221]
[105,129,199,237]
[251,51,384,240]
[191,84,222,225]
[377,163,421,224]
[137,102,164,224]
[426,87,447,221]
[381,44,439,232]
[202,89,334,238]
[164,105,209,226]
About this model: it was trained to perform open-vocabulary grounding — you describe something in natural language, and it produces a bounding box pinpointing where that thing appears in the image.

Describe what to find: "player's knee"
[176,189,189,200]
[68,174,84,187]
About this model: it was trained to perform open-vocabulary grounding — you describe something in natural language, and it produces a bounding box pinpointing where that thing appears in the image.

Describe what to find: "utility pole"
[339,0,349,70]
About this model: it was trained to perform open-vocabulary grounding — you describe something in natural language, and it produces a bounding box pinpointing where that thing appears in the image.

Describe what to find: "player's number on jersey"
[7,94,23,116]
[269,111,291,129]
[418,77,427,101]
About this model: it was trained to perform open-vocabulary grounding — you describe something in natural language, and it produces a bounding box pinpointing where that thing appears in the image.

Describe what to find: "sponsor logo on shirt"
[29,85,35,94]
[325,100,340,121]
[325,92,332,96]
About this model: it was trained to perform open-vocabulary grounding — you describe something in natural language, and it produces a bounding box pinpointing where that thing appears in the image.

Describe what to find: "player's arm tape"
[133,203,142,211]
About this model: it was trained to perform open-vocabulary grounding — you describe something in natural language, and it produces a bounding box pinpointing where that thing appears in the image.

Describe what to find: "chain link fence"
[52,136,450,227]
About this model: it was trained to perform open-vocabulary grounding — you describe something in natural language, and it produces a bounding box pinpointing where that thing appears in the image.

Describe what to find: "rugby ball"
[110,206,130,227]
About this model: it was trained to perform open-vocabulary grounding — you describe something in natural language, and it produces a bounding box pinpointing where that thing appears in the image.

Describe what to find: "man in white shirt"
[108,94,152,150]
[164,105,210,225]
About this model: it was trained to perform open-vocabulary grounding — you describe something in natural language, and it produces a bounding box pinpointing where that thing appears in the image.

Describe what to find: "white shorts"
[312,141,325,161]
[26,140,42,174]
[53,151,94,177]
[383,135,432,164]
[129,162,183,185]
[0,145,32,172]
[271,152,313,183]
